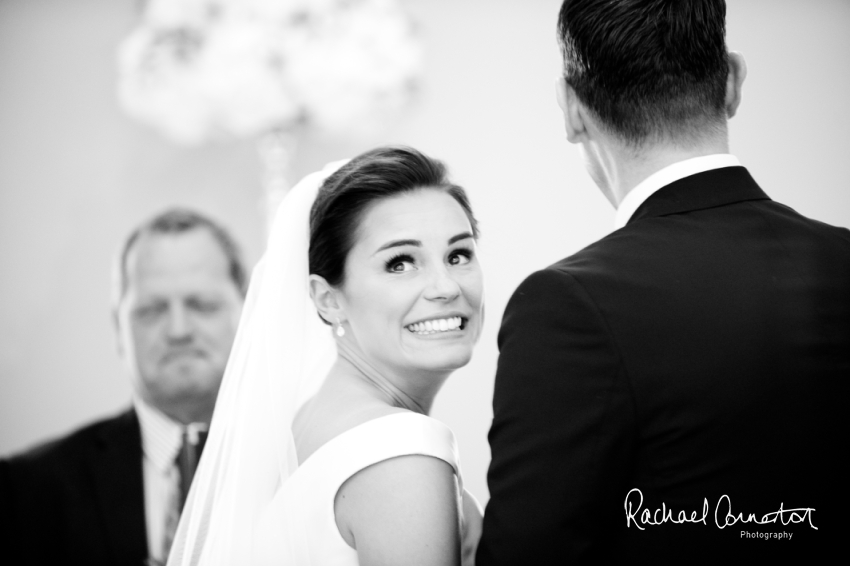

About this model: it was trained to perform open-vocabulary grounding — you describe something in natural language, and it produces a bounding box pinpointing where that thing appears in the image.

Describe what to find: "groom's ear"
[725,51,747,119]
[309,274,345,325]
[555,76,589,144]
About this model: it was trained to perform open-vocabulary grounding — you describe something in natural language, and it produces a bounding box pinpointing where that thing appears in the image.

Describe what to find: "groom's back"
[555,170,850,559]
[480,2,849,563]
[483,168,849,564]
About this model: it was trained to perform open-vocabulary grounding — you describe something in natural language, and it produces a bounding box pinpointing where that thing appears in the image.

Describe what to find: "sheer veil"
[167,161,348,566]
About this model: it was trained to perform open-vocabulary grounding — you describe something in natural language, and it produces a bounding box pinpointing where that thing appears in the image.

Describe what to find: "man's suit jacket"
[477,167,850,564]
[1,408,149,565]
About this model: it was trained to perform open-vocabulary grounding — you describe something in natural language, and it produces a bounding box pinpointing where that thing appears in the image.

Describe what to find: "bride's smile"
[404,314,466,335]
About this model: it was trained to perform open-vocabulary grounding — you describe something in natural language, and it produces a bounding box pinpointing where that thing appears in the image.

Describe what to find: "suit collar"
[628,166,770,225]
[90,408,149,564]
[614,154,741,229]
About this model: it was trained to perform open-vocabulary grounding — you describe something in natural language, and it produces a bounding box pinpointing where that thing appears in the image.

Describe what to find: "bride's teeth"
[406,316,465,334]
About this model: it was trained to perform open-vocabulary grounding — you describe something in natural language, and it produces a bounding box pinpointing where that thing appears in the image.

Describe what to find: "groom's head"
[556,0,734,148]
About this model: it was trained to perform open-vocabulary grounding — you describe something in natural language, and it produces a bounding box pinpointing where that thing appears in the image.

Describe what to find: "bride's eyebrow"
[373,232,474,255]
[448,232,474,245]
[374,239,421,254]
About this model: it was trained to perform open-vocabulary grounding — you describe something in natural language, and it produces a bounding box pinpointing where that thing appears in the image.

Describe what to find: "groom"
[477,0,850,563]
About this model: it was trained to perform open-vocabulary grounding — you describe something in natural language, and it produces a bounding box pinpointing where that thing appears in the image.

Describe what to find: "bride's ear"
[309,274,345,325]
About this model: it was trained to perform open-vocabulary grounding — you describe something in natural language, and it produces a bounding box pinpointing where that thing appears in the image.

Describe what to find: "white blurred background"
[1,0,849,504]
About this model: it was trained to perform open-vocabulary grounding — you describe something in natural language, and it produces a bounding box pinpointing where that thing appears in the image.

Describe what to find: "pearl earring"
[335,319,345,338]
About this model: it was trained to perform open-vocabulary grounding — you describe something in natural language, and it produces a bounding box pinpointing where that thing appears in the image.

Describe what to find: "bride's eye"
[385,253,416,273]
[448,248,473,266]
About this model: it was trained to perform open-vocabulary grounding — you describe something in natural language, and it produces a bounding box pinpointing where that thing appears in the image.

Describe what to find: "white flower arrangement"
[117,0,421,145]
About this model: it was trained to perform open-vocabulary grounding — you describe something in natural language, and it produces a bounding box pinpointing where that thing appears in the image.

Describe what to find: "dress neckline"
[295,411,439,471]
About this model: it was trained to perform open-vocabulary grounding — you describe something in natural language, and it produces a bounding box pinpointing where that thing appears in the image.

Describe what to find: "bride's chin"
[415,349,474,373]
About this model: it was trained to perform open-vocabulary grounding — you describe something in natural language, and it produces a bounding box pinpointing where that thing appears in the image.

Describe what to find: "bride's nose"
[423,265,461,301]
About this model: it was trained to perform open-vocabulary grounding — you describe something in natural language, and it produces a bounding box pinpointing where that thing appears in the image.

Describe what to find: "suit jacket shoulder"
[1,408,148,566]
[4,408,139,468]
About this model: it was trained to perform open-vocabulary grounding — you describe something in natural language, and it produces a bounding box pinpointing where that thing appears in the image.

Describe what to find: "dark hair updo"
[309,146,479,296]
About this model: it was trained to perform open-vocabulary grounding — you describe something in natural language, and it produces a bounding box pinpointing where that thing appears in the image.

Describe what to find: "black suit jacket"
[477,167,850,564]
[1,408,149,565]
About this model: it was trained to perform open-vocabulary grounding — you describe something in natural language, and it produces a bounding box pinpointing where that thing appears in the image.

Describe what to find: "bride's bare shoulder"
[334,451,461,563]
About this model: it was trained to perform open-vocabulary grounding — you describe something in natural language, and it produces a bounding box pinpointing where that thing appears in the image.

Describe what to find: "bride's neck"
[335,338,442,415]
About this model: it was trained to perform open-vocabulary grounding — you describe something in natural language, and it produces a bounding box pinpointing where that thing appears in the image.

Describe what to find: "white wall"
[2,0,848,505]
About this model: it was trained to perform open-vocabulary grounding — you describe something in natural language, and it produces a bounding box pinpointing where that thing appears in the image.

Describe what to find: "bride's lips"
[404,314,468,335]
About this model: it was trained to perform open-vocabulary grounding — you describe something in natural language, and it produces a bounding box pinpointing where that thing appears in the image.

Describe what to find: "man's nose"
[424,266,462,302]
[166,304,192,340]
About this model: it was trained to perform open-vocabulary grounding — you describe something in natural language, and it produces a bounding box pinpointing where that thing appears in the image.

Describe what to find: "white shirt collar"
[614,154,741,230]
[134,398,208,474]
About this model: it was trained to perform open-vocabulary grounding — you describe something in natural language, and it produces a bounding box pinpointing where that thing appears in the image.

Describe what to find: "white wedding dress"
[253,411,462,564]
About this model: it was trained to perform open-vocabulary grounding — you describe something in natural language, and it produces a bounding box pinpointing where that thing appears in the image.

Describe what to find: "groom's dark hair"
[557,0,729,145]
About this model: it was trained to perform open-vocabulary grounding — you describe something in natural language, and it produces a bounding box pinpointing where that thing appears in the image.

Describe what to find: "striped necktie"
[161,429,208,562]
[176,429,208,510]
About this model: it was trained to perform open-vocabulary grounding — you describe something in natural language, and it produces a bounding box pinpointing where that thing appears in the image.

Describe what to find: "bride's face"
[338,188,483,380]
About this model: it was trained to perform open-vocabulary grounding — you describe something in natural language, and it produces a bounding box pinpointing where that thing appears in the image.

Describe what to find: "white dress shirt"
[134,399,207,563]
[614,154,741,230]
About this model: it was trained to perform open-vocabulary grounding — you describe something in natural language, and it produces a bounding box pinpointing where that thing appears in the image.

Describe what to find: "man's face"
[116,228,243,424]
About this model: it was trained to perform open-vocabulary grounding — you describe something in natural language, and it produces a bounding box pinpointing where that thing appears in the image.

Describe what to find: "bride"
[167,146,484,565]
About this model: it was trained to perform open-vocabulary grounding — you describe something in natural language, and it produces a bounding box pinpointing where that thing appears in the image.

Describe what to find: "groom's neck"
[595,128,731,209]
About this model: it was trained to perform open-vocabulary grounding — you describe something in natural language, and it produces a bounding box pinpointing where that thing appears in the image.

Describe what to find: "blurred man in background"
[1,209,247,565]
